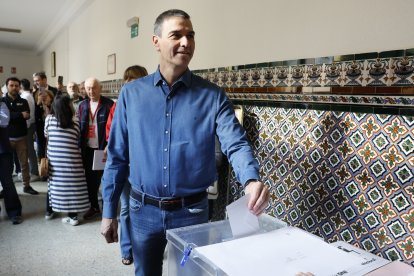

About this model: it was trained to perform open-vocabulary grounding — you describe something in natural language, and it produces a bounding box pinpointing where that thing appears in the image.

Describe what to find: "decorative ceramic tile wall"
[226,105,414,266]
[199,50,414,266]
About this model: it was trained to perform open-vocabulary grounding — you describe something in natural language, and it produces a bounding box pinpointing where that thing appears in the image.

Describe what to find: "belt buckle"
[159,198,182,210]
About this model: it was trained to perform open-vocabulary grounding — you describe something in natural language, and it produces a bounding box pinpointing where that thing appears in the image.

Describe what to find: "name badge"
[87,125,96,138]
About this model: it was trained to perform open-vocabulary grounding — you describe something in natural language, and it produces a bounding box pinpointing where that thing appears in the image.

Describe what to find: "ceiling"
[0,0,91,53]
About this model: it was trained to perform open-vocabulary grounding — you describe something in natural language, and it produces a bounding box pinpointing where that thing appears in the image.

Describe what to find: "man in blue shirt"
[101,9,269,276]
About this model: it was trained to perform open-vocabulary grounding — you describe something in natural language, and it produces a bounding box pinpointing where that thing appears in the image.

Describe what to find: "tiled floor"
[0,178,135,276]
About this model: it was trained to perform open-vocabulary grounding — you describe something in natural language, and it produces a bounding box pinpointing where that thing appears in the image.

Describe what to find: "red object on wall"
[0,66,3,73]
[11,67,16,74]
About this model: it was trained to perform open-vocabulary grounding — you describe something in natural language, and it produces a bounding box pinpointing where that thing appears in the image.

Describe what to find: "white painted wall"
[0,48,41,86]
[40,0,414,84]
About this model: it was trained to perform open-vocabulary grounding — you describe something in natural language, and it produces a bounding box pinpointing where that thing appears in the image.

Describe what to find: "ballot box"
[165,214,287,276]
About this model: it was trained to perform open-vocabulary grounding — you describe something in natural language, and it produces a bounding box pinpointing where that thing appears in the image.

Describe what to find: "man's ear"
[152,35,160,52]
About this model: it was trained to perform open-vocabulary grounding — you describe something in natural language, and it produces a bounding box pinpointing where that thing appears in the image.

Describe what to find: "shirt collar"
[153,66,192,88]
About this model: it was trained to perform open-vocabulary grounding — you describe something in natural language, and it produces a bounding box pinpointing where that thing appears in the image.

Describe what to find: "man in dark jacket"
[3,77,38,195]
[1,88,23,224]
[78,77,113,219]
[32,72,58,96]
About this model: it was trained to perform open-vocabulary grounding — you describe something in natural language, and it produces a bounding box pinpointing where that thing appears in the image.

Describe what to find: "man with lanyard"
[101,9,269,276]
[78,78,113,220]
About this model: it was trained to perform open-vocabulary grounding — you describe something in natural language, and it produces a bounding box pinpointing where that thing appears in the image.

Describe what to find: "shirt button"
[163,166,167,170]
[164,148,168,152]
[164,185,167,188]
[165,130,169,134]
[166,113,169,117]
[167,96,171,100]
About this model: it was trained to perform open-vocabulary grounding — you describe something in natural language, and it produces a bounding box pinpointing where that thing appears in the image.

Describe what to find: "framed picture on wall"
[107,53,116,74]
[11,67,16,74]
[51,51,56,77]
[0,66,3,73]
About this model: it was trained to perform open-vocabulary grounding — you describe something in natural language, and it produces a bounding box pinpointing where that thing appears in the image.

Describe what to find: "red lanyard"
[89,99,101,123]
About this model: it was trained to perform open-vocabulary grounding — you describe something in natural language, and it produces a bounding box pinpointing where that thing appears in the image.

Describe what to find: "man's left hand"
[245,181,269,216]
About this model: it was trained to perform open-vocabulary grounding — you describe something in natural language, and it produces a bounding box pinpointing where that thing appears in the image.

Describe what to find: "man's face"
[7,80,20,97]
[67,82,78,98]
[33,76,47,88]
[85,79,101,101]
[79,83,86,97]
[153,16,195,71]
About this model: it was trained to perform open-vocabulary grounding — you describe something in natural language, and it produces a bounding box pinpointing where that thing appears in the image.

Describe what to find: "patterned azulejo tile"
[228,105,414,265]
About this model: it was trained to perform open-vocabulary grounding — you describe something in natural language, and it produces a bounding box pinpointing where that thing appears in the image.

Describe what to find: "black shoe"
[11,216,23,225]
[23,186,39,195]
[45,211,55,220]
[0,190,3,199]
[83,207,101,220]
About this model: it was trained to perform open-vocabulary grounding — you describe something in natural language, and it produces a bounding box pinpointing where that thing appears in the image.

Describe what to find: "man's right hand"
[100,218,118,243]
[22,111,30,119]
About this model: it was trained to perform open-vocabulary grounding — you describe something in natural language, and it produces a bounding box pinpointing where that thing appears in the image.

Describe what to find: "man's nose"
[180,37,189,47]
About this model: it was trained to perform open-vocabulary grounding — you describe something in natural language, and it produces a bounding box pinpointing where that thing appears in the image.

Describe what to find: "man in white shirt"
[20,79,39,180]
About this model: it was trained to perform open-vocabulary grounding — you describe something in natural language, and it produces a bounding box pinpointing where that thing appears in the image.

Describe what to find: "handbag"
[39,137,49,177]
[39,157,49,177]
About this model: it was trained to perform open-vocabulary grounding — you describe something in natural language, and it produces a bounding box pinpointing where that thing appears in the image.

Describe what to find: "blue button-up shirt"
[102,68,259,218]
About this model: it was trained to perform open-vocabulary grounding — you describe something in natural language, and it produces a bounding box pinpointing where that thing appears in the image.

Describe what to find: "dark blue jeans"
[0,152,22,218]
[129,195,208,276]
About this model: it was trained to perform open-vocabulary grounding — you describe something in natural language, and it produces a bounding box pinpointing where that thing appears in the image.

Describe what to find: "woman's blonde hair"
[37,90,54,106]
[123,65,148,83]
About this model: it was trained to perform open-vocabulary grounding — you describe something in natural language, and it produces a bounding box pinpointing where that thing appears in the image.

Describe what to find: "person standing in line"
[3,77,38,195]
[78,78,113,220]
[66,81,83,112]
[100,9,269,276]
[44,95,90,225]
[34,90,54,183]
[20,78,40,181]
[32,72,58,97]
[78,81,88,99]
[0,89,23,224]
[104,65,148,266]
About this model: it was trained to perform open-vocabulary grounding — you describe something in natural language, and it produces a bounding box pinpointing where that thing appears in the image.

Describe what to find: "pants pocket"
[129,197,142,212]
[185,198,208,214]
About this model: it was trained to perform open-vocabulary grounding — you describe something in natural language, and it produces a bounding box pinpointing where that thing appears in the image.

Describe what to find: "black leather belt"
[130,189,207,211]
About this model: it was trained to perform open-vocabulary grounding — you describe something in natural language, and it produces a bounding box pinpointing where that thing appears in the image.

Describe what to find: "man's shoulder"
[100,95,114,105]
[48,86,58,93]
[20,91,34,100]
[190,72,221,91]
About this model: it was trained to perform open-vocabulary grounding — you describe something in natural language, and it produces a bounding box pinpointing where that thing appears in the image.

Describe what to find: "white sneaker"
[17,173,23,182]
[62,217,79,226]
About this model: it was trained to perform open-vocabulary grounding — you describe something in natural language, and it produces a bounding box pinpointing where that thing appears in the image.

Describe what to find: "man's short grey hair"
[33,72,47,79]
[154,9,190,37]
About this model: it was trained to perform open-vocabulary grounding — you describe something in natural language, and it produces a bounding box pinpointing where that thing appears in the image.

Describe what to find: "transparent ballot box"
[165,214,287,276]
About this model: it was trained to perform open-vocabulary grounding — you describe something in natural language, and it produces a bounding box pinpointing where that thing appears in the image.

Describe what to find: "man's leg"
[83,147,101,219]
[26,123,39,176]
[0,152,22,219]
[129,196,209,276]
[130,199,166,276]
[14,138,30,188]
